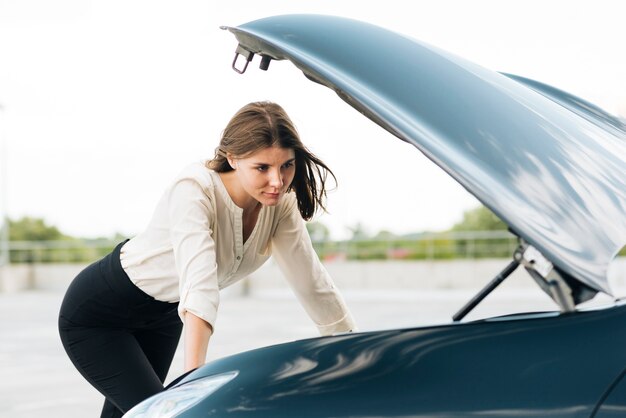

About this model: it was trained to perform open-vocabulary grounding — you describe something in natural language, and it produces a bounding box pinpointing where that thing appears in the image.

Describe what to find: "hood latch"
[231,44,272,74]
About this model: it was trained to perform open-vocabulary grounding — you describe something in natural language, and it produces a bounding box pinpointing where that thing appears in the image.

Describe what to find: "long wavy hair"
[206,101,336,220]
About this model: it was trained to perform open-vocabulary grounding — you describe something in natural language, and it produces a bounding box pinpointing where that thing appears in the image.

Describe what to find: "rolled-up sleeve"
[168,178,220,330]
[271,195,356,336]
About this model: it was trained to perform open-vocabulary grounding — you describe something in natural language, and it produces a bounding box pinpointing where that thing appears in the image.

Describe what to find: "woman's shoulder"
[165,162,219,205]
[274,191,298,218]
[173,161,216,187]
[281,190,297,206]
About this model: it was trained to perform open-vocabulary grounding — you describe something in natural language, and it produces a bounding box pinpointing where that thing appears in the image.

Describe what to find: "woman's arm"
[271,195,357,335]
[167,176,220,371]
[184,312,214,372]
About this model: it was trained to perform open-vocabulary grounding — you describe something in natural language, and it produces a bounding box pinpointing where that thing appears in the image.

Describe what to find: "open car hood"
[223,14,626,298]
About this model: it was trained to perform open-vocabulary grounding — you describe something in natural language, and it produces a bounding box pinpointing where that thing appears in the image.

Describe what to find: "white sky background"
[0,0,624,240]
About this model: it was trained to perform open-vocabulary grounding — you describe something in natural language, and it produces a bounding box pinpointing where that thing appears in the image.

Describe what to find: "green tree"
[373,230,398,240]
[306,221,330,242]
[451,205,507,231]
[347,222,370,241]
[5,216,125,263]
[8,216,69,241]
[450,206,513,258]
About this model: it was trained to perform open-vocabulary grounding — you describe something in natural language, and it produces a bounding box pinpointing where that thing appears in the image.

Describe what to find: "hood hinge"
[516,242,575,312]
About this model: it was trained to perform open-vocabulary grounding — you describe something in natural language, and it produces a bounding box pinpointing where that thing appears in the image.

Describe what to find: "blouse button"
[236,256,241,260]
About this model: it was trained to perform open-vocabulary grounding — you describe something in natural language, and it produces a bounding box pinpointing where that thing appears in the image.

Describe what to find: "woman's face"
[230,146,296,207]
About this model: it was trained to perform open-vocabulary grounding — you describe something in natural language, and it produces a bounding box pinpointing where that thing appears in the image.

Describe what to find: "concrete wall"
[2,257,625,294]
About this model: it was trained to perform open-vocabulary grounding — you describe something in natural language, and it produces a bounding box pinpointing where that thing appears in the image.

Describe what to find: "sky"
[0,0,625,240]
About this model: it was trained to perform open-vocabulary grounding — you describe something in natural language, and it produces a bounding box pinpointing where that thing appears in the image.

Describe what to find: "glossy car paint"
[597,371,626,417]
[500,73,626,136]
[124,14,626,418]
[172,304,626,417]
[223,14,626,295]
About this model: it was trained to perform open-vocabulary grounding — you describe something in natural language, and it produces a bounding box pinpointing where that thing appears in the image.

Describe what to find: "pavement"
[0,282,618,418]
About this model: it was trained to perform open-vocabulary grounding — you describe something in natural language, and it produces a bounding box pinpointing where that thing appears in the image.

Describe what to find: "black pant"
[58,241,183,418]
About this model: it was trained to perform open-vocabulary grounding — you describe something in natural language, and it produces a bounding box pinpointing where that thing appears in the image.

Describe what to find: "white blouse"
[120,162,355,336]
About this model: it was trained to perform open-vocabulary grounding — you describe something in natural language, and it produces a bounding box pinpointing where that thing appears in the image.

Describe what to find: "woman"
[58,101,356,418]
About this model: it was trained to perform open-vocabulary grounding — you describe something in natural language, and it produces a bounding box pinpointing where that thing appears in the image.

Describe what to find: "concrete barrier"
[1,257,625,294]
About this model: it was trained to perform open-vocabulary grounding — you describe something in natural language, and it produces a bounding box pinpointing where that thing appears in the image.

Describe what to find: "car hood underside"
[223,14,626,298]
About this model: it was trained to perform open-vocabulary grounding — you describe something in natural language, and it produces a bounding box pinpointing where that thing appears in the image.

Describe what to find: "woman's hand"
[183,312,214,372]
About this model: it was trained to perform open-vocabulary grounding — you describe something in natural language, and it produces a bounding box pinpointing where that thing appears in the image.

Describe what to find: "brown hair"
[206,101,336,220]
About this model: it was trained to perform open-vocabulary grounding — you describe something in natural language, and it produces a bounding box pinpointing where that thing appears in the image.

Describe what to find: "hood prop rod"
[453,241,577,322]
[452,256,520,322]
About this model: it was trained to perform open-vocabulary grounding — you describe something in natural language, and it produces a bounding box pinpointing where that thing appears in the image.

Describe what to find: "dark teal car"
[124,14,626,418]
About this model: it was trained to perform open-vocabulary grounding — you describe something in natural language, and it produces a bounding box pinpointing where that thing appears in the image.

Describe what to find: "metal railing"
[6,240,120,264]
[4,231,520,264]
[312,230,518,261]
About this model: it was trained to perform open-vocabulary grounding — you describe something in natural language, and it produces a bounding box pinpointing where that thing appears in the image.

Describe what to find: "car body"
[124,14,626,418]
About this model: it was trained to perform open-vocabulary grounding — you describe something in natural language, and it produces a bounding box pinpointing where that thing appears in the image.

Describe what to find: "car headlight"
[123,371,238,418]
